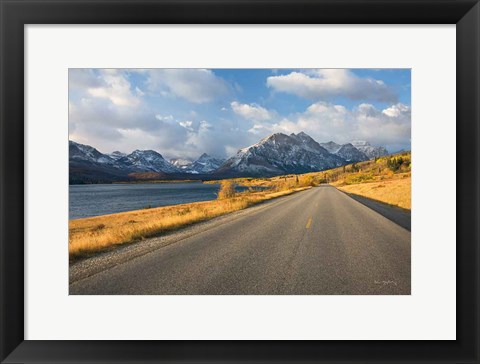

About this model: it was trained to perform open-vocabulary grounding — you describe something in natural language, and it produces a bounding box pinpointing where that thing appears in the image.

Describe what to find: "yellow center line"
[306,217,312,229]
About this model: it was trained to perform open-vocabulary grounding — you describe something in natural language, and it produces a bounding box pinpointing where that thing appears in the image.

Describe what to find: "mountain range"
[69,132,388,183]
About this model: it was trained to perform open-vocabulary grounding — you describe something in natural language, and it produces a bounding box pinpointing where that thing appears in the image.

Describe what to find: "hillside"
[206,151,411,210]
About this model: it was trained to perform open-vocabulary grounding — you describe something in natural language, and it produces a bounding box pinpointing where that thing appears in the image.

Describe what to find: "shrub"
[345,173,374,185]
[92,223,106,231]
[387,157,405,172]
[217,181,236,199]
[298,175,317,187]
[350,163,360,173]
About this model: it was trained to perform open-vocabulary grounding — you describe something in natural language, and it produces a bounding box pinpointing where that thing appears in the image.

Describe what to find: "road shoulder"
[337,189,411,231]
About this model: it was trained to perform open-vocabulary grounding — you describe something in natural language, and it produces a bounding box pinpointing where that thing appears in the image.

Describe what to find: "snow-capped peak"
[319,141,342,154]
[352,140,371,147]
[351,140,388,159]
[117,149,179,173]
[215,131,345,176]
[109,151,127,160]
[170,158,192,167]
[335,143,368,162]
[185,153,225,174]
[69,140,117,166]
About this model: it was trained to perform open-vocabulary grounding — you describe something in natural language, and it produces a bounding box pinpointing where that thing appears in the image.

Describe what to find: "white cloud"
[382,103,411,118]
[250,101,411,151]
[231,101,274,121]
[267,69,397,102]
[155,114,174,122]
[145,69,228,103]
[199,120,213,130]
[69,90,253,159]
[179,120,194,131]
[69,69,410,160]
[86,69,141,107]
[248,124,269,135]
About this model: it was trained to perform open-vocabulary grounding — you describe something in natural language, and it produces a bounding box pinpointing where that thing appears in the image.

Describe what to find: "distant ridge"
[69,133,388,183]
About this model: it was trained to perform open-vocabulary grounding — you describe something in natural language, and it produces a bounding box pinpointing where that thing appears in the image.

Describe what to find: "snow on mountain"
[321,140,386,161]
[69,140,118,167]
[109,151,127,161]
[170,158,192,168]
[335,143,368,162]
[216,132,345,176]
[70,136,389,183]
[69,141,132,184]
[70,141,180,174]
[351,140,388,159]
[319,141,342,154]
[117,150,180,173]
[184,153,224,174]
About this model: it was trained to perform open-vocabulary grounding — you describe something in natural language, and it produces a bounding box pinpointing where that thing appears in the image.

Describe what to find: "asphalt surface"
[341,192,411,231]
[70,186,411,295]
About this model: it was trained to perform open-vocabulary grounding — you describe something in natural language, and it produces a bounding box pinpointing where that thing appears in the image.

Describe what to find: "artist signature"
[374,280,397,286]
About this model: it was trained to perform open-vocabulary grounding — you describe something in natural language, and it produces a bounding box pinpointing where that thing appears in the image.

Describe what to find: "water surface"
[69,182,256,220]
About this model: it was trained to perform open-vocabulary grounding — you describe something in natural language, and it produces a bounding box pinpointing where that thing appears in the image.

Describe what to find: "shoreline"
[69,182,270,221]
[69,186,311,261]
[70,179,209,186]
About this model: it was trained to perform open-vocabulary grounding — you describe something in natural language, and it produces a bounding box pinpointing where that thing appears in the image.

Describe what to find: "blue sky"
[69,68,411,160]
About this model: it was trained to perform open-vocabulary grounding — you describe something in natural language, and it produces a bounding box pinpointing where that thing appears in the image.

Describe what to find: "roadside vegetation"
[337,178,410,210]
[206,151,411,209]
[69,180,312,260]
[326,152,411,209]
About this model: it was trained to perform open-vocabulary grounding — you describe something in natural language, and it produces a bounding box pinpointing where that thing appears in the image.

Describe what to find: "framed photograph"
[1,0,478,363]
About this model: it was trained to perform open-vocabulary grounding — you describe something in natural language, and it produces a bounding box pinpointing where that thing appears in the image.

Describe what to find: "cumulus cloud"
[231,101,274,121]
[69,69,235,158]
[70,69,141,107]
[69,91,253,159]
[184,128,252,160]
[68,68,410,160]
[145,69,228,103]
[179,120,193,129]
[155,114,174,121]
[68,95,185,153]
[267,69,397,103]
[248,124,269,135]
[382,103,411,118]
[250,101,411,151]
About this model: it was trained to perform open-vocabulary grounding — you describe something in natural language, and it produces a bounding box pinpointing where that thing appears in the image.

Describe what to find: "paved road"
[70,186,411,295]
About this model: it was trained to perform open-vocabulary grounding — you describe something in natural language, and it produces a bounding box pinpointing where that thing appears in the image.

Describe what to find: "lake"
[69,182,257,220]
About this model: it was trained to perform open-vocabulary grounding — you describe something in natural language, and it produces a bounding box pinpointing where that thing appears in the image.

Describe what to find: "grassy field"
[326,152,411,209]
[205,152,411,209]
[69,185,311,260]
[336,178,411,209]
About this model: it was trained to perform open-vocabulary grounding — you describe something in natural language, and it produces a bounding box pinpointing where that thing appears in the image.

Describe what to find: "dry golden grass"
[205,152,411,190]
[69,187,310,260]
[205,172,318,191]
[323,152,411,209]
[337,177,411,210]
[217,180,236,199]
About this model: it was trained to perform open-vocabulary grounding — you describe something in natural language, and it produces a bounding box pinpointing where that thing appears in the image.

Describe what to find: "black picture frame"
[1,0,479,363]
